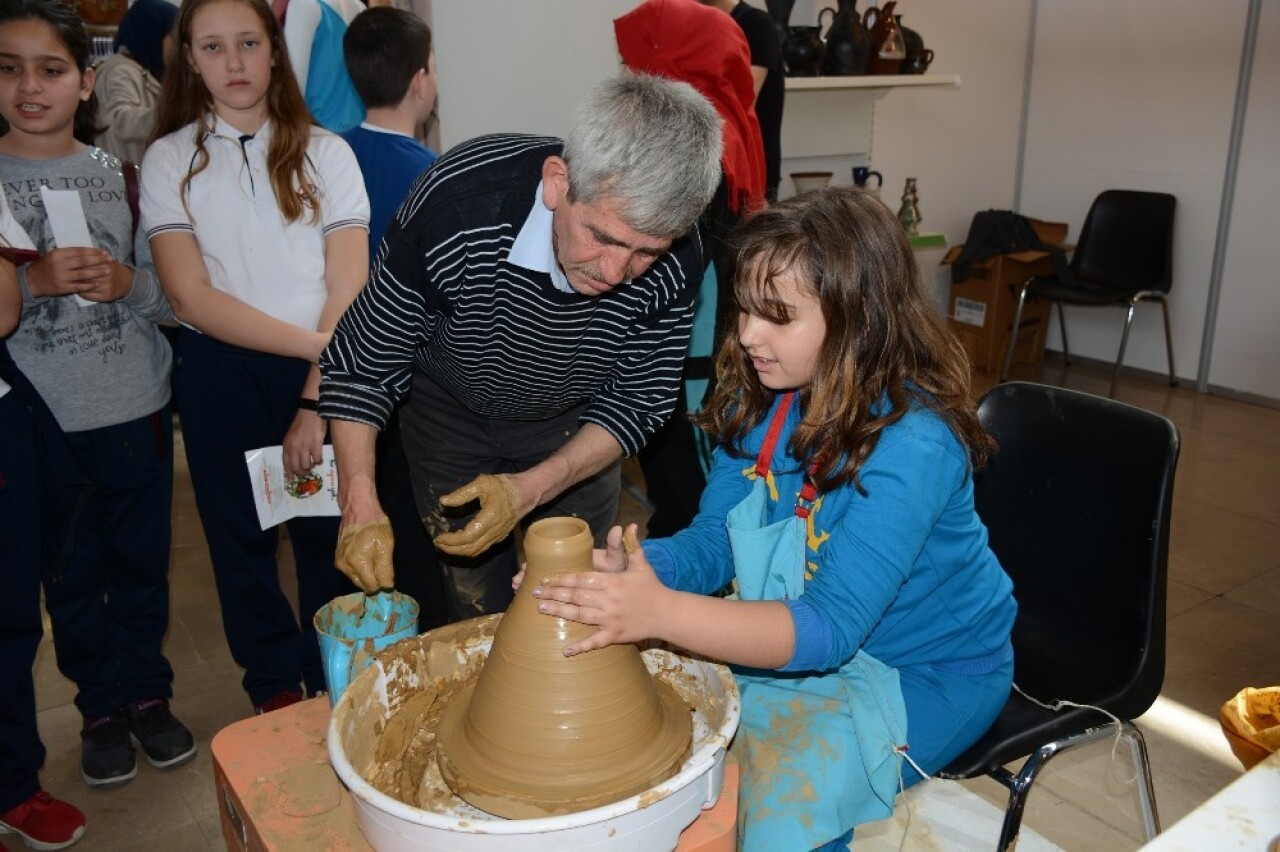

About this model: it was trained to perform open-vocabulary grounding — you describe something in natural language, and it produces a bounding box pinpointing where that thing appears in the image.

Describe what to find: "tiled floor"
[27,358,1280,851]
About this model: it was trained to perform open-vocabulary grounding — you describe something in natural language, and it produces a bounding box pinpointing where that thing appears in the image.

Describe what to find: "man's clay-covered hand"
[335,515,395,592]
[435,473,522,558]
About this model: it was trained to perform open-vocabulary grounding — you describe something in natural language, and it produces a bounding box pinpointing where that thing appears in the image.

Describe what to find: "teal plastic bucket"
[314,591,419,706]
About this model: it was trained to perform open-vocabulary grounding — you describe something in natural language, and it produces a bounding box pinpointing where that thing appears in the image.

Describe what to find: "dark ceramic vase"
[784,25,825,76]
[895,14,929,75]
[819,0,871,76]
[896,15,923,55]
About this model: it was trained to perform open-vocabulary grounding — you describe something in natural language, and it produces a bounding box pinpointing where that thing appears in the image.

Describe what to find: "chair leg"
[1157,296,1178,386]
[1121,721,1162,840]
[1111,300,1140,398]
[991,722,1161,852]
[1056,302,1071,365]
[1000,281,1033,383]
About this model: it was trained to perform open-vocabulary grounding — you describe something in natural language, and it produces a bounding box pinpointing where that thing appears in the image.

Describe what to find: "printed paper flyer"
[245,445,340,530]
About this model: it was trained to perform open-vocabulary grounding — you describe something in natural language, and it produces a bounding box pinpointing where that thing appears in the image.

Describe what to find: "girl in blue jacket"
[532,187,1017,851]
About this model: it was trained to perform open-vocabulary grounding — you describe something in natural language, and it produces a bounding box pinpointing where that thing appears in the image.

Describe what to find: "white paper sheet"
[244,445,341,530]
[38,186,96,307]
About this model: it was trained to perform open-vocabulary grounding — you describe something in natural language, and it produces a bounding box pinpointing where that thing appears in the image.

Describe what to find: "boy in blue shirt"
[340,7,445,628]
[341,6,438,260]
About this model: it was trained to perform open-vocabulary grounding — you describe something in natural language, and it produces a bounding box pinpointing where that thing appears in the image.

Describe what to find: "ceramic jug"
[853,166,883,191]
[901,48,935,75]
[895,13,931,74]
[784,25,825,76]
[895,14,923,57]
[818,0,871,76]
[863,1,906,75]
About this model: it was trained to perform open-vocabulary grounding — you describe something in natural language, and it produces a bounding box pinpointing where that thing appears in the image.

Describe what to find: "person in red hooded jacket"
[616,0,767,537]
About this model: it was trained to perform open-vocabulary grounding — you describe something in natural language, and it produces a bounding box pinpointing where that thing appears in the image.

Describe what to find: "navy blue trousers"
[176,330,349,706]
[42,407,176,720]
[0,373,47,811]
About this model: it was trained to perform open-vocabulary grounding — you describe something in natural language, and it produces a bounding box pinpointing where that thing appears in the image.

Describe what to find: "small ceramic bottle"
[897,177,921,234]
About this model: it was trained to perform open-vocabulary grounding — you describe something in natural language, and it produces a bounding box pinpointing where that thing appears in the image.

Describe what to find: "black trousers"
[638,176,742,537]
[375,407,452,632]
[399,372,621,621]
[0,373,46,811]
[177,330,353,706]
[43,408,176,720]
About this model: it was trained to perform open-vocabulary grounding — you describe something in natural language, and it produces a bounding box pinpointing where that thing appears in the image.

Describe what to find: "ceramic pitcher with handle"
[863,0,906,74]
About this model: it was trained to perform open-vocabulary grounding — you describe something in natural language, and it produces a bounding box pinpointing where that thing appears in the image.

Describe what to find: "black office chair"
[937,382,1180,851]
[999,191,1177,398]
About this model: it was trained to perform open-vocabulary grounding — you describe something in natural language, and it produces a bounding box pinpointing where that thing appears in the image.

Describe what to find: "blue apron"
[726,393,908,851]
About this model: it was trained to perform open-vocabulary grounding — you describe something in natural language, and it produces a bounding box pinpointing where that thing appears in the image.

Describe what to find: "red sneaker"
[0,791,86,850]
[254,689,304,715]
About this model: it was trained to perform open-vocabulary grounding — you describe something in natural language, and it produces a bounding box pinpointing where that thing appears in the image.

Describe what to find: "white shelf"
[781,74,961,159]
[784,74,961,92]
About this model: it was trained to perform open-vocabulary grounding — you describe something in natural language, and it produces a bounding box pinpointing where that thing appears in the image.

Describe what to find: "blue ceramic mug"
[314,591,419,706]
[853,166,883,190]
[849,166,880,189]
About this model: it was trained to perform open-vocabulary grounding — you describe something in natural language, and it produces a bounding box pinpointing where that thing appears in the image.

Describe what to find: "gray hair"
[562,74,723,238]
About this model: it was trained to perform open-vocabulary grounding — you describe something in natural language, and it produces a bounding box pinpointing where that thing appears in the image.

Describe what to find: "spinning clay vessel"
[435,517,692,819]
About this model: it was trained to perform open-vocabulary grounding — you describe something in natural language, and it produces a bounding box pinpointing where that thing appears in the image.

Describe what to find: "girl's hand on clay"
[512,562,527,591]
[590,525,630,573]
[24,247,114,298]
[532,525,665,656]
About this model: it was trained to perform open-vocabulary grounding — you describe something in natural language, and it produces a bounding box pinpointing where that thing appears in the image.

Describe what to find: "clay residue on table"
[241,728,370,850]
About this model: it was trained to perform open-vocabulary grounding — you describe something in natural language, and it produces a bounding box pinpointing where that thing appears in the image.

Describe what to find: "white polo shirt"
[140,116,369,332]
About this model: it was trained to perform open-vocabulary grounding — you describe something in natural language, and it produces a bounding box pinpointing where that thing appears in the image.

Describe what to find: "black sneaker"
[128,699,197,769]
[81,709,137,787]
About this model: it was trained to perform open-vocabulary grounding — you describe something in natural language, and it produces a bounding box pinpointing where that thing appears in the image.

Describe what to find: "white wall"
[422,0,1277,400]
[1019,0,1246,384]
[867,0,1036,310]
[1210,0,1280,399]
[430,0,634,150]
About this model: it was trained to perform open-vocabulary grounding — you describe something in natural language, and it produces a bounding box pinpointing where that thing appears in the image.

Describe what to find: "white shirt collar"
[207,115,274,146]
[357,121,414,139]
[508,180,573,294]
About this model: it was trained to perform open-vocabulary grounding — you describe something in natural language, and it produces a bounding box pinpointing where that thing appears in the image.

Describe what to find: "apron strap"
[755,393,824,520]
[754,391,793,479]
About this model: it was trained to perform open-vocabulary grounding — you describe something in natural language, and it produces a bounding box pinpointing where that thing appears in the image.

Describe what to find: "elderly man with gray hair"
[320,74,723,619]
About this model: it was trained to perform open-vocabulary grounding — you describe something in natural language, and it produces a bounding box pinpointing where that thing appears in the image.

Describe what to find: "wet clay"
[434,474,522,557]
[435,517,692,819]
[331,615,737,828]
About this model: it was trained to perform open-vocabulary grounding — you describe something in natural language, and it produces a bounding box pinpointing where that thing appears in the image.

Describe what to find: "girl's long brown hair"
[150,0,319,222]
[696,187,995,493]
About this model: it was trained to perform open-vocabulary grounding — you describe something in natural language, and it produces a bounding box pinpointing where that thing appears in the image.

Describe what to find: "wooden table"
[212,697,738,850]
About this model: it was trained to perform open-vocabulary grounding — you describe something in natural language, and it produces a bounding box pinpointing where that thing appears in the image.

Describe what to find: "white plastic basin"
[328,617,740,851]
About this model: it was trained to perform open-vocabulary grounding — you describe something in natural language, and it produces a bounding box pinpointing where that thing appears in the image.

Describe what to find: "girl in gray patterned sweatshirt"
[0,0,194,809]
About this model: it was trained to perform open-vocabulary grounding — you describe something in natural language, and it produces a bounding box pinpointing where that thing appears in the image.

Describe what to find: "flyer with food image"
[245,445,341,530]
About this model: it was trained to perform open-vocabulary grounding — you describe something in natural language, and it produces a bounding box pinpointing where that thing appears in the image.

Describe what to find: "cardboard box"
[942,218,1069,373]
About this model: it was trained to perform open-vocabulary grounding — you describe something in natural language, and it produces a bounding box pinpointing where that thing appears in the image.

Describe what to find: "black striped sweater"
[319,134,703,456]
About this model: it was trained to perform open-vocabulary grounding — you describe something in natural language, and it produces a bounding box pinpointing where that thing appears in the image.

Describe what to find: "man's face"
[541,157,671,297]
